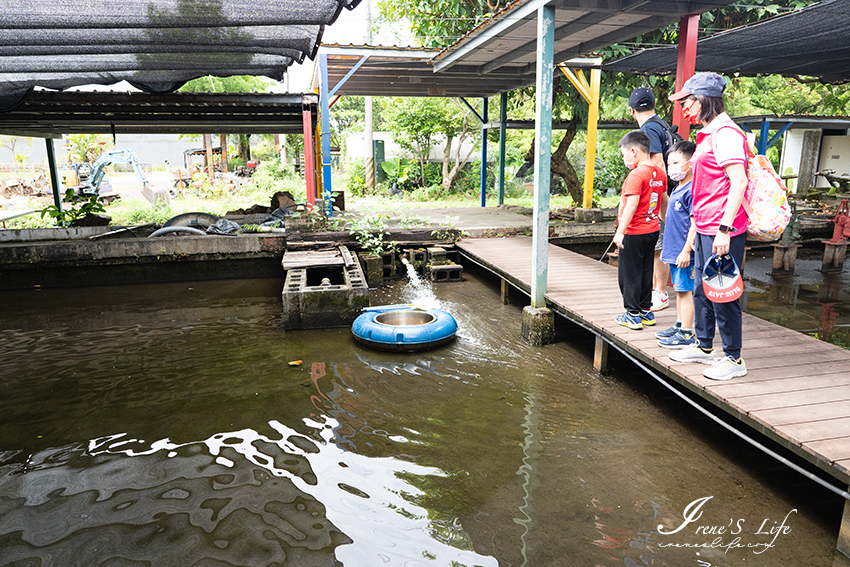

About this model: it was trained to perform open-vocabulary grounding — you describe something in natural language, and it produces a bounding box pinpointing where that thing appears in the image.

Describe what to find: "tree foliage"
[0,136,32,163]
[377,0,508,48]
[64,134,113,164]
[381,97,478,190]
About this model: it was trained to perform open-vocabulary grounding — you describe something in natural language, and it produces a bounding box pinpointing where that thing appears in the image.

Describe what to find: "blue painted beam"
[329,55,369,98]
[459,97,484,124]
[480,97,488,207]
[758,120,771,156]
[531,5,554,308]
[498,91,507,205]
[319,54,334,216]
[766,121,794,152]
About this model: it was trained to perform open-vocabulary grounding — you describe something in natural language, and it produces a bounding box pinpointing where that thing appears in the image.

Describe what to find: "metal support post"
[758,120,771,156]
[673,14,698,139]
[45,138,63,222]
[319,54,333,216]
[531,5,554,308]
[302,106,316,209]
[480,97,489,207]
[498,92,507,205]
[583,68,600,209]
[220,134,228,172]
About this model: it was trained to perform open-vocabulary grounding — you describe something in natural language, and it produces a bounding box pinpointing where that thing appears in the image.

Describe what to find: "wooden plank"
[752,399,850,426]
[282,248,343,270]
[457,236,850,486]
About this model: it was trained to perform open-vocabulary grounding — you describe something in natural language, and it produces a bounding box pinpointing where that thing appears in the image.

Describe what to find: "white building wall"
[2,134,206,168]
[345,132,482,162]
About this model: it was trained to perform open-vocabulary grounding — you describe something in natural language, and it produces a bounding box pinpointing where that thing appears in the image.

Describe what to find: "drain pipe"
[609,340,850,501]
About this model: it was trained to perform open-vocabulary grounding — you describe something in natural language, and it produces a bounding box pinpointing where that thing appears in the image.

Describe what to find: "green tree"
[178,75,274,161]
[0,136,32,163]
[64,134,113,164]
[377,0,508,49]
[381,97,478,191]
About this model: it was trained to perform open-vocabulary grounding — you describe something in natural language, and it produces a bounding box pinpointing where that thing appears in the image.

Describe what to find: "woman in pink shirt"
[667,73,748,381]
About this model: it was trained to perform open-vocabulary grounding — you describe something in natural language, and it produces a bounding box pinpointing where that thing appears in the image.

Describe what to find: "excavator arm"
[89,149,150,193]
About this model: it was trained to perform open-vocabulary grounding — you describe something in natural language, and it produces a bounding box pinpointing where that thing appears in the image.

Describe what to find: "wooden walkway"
[457,236,850,486]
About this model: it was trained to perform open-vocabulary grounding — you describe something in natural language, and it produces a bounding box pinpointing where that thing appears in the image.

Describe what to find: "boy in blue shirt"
[656,141,697,348]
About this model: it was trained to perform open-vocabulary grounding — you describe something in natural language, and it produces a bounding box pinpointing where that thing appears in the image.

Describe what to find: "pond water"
[0,267,845,566]
[743,250,850,351]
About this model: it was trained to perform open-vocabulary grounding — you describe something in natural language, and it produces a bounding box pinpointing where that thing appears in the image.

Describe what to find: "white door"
[817,135,850,188]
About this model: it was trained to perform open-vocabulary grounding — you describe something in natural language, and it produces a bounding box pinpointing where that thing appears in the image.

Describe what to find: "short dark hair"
[667,140,696,160]
[618,130,651,154]
[693,94,725,123]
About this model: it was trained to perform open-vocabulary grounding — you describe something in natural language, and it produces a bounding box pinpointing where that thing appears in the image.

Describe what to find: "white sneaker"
[669,343,720,365]
[703,355,747,381]
[651,290,669,312]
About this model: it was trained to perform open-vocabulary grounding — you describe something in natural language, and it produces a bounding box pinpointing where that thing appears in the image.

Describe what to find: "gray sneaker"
[703,355,747,381]
[669,344,720,365]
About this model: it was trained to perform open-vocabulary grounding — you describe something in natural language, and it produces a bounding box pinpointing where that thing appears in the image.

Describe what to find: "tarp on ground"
[603,0,850,85]
[0,0,361,110]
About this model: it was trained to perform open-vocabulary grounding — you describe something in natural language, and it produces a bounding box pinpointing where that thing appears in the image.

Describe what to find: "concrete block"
[406,248,427,272]
[282,253,369,330]
[574,208,603,224]
[380,249,398,280]
[430,264,463,283]
[358,252,383,287]
[427,246,447,266]
[521,305,555,346]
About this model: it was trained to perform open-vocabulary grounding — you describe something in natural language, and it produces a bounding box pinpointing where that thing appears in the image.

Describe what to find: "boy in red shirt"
[614,130,668,330]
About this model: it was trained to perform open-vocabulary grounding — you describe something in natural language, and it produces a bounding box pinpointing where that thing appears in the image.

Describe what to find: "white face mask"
[668,161,690,182]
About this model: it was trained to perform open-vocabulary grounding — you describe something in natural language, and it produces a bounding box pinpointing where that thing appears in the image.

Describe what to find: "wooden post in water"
[837,497,850,559]
[500,278,510,305]
[593,335,609,373]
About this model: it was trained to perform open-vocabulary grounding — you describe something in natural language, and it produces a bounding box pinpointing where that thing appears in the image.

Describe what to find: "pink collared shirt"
[692,113,749,236]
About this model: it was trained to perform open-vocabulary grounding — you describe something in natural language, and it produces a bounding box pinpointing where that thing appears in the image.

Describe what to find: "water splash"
[401,257,440,310]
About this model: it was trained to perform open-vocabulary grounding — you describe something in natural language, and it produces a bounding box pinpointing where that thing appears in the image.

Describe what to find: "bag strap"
[710,123,754,219]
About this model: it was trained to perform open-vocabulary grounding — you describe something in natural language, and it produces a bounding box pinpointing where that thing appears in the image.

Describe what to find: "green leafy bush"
[344,159,367,197]
[40,190,106,226]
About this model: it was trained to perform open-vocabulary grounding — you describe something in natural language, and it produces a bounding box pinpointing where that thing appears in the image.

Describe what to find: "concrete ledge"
[574,208,603,224]
[0,233,288,289]
[0,226,122,242]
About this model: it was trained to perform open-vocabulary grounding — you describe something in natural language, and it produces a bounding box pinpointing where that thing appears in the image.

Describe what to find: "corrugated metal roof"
[322,0,738,98]
[430,0,736,79]
[0,91,318,138]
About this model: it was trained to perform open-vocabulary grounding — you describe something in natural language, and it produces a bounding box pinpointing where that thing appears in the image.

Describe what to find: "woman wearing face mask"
[666,72,749,381]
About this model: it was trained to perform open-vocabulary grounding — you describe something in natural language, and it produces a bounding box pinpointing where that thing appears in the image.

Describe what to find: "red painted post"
[302,107,316,208]
[674,14,699,139]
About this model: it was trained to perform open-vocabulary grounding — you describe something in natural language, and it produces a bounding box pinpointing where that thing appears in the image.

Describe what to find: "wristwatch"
[718,224,733,234]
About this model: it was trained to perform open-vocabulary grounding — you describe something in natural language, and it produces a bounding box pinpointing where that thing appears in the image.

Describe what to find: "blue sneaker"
[639,310,656,326]
[657,330,695,349]
[655,323,681,339]
[616,311,643,330]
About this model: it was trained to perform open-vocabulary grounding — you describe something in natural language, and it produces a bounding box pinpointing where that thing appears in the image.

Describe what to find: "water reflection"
[0,413,496,566]
[0,274,843,565]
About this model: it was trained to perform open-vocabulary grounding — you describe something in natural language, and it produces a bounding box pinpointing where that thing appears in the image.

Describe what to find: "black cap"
[629,87,655,110]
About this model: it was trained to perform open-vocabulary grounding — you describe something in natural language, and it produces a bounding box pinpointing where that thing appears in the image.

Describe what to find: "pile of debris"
[1,176,51,199]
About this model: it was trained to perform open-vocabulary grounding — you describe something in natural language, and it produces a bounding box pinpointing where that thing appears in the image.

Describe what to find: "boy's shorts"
[669,264,695,292]
[655,220,664,251]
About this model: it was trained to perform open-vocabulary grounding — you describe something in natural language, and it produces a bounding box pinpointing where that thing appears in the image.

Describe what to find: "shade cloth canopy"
[0,0,360,110]
[603,0,850,84]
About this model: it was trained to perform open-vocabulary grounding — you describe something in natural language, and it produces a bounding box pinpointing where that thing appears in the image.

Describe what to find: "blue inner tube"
[351,304,458,352]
